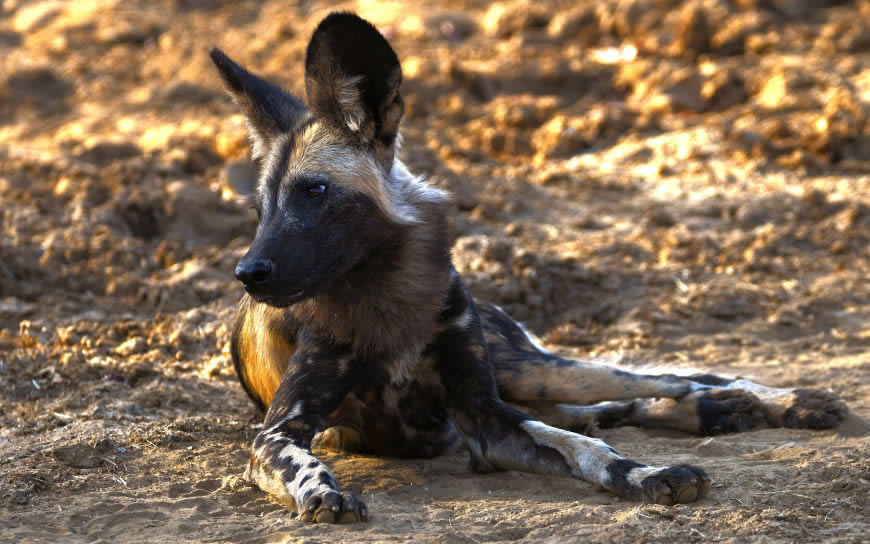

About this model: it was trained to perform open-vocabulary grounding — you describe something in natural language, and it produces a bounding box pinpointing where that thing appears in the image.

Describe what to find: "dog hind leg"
[520,373,845,433]
[528,389,766,435]
[480,303,703,404]
[481,304,846,432]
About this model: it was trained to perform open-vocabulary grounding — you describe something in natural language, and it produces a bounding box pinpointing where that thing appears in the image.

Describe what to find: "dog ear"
[304,13,403,163]
[209,48,307,160]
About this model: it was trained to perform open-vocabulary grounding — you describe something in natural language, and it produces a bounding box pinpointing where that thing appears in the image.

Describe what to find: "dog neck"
[290,163,453,360]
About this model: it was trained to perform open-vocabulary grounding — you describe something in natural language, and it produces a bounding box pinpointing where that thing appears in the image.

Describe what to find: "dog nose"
[235,259,274,286]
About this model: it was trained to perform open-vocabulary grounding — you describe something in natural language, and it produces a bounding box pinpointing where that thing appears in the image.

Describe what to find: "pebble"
[673,2,713,57]
[75,141,142,166]
[482,3,551,38]
[115,336,147,357]
[711,11,769,55]
[532,115,587,163]
[548,5,600,45]
[11,1,61,32]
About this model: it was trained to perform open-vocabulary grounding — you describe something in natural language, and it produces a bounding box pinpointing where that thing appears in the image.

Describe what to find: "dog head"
[211,13,440,307]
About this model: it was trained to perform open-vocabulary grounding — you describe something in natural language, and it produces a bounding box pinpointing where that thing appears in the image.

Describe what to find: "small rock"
[656,71,707,113]
[598,0,661,40]
[479,125,531,157]
[444,62,494,102]
[672,2,713,57]
[115,336,147,357]
[746,30,780,54]
[11,1,61,32]
[167,328,191,347]
[482,238,514,262]
[547,5,601,46]
[647,207,677,228]
[621,61,710,114]
[166,143,221,175]
[2,68,72,116]
[75,141,141,166]
[425,13,477,41]
[701,69,747,112]
[503,221,525,237]
[768,308,804,327]
[775,149,824,170]
[753,70,817,111]
[807,87,869,162]
[96,21,161,46]
[532,115,588,163]
[482,3,550,38]
[832,202,870,231]
[491,95,560,130]
[711,11,770,55]
[734,201,772,229]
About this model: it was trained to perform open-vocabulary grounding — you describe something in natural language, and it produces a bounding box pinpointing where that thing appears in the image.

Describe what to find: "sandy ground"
[1,0,869,542]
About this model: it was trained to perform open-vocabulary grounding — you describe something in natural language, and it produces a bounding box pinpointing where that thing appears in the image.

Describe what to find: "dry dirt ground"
[1,1,869,542]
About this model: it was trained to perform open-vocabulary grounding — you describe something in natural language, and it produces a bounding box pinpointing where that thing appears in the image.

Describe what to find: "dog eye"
[305,183,327,199]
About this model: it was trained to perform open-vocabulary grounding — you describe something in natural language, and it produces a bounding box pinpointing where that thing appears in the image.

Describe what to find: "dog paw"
[639,464,711,505]
[696,389,766,435]
[782,389,848,430]
[607,460,710,505]
[299,490,368,523]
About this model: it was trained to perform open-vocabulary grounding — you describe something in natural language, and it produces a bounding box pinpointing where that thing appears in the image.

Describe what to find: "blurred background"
[1,1,868,542]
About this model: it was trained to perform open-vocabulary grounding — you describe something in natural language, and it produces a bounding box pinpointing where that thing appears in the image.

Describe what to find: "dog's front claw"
[299,490,368,523]
[639,464,711,505]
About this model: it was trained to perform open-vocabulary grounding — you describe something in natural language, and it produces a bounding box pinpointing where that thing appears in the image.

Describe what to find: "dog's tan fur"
[232,299,294,408]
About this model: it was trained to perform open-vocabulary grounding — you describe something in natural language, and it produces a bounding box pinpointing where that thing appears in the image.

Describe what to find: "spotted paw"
[607,460,710,504]
[783,389,848,430]
[298,490,368,523]
[639,464,711,505]
[696,389,766,435]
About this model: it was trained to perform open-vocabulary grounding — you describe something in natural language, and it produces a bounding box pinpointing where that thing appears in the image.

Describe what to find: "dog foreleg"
[244,339,367,523]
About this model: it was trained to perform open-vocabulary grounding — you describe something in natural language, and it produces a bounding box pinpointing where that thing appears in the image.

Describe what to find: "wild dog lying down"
[210,12,848,523]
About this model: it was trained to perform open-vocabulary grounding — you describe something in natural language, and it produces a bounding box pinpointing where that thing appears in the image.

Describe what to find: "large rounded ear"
[304,13,403,164]
[209,48,307,160]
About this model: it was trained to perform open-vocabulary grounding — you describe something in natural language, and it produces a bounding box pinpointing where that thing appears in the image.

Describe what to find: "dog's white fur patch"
[520,420,619,484]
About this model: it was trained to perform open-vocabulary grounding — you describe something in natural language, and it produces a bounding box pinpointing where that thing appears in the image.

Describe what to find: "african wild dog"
[210,12,848,523]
